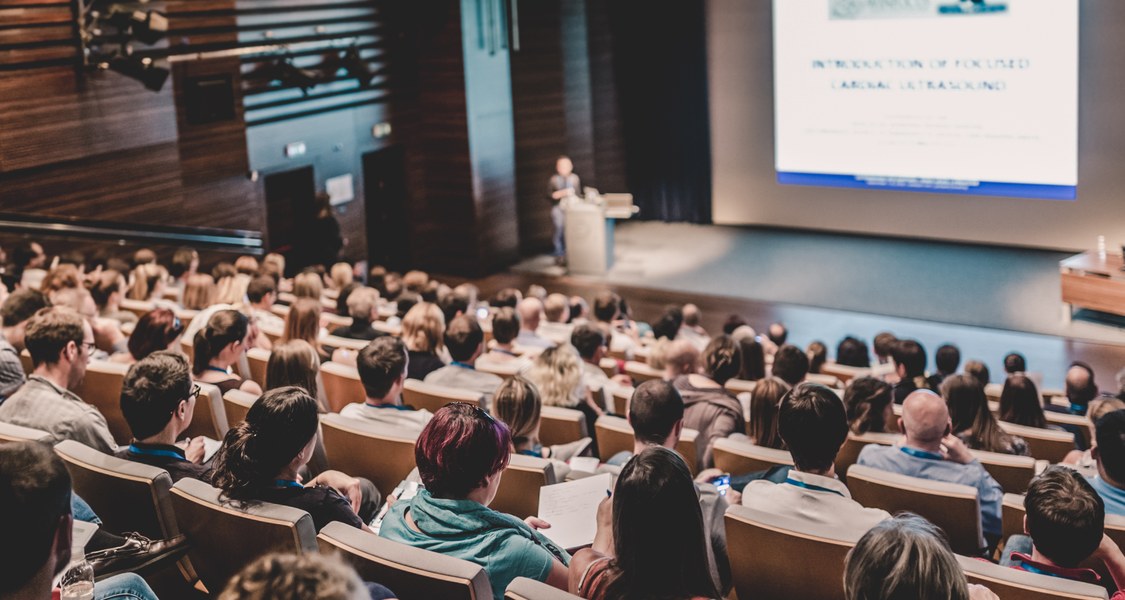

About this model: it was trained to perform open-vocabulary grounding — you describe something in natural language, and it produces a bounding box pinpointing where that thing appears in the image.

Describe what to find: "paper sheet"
[202,437,222,463]
[537,473,612,550]
[568,457,601,474]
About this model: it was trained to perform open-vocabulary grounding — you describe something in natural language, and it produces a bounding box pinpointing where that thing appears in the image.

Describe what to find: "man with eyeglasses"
[117,350,215,482]
[0,306,116,453]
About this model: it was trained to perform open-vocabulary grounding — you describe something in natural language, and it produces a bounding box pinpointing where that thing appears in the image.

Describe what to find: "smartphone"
[476,306,489,320]
[713,474,731,496]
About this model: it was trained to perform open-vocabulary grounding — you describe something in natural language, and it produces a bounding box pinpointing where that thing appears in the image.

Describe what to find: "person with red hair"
[379,403,571,599]
[111,308,184,364]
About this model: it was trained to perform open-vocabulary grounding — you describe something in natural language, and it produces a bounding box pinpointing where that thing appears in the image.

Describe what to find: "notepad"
[202,437,222,463]
[537,473,612,550]
[568,456,601,474]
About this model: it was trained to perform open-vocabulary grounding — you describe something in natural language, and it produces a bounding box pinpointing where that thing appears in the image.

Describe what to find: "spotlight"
[106,6,168,45]
[340,47,376,86]
[108,54,169,91]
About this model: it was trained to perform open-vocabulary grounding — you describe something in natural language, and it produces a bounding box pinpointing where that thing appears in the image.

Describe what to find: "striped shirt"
[0,375,117,453]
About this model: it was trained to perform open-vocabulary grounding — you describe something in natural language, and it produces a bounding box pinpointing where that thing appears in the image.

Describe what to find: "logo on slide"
[829,0,1007,20]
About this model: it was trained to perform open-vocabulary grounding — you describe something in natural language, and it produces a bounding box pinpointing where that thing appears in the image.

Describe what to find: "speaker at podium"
[564,192,638,275]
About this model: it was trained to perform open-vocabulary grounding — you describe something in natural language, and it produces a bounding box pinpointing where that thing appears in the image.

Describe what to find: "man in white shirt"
[424,315,503,411]
[514,297,554,349]
[339,336,432,431]
[742,382,890,534]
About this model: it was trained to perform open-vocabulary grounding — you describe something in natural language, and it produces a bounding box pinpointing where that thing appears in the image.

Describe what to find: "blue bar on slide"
[776,171,1077,201]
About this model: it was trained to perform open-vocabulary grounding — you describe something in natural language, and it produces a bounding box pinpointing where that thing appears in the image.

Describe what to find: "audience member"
[192,309,263,396]
[943,374,1028,456]
[90,270,136,324]
[219,552,396,600]
[525,345,601,442]
[836,336,871,368]
[857,390,1003,546]
[243,274,284,331]
[675,335,744,470]
[339,336,431,430]
[169,246,199,288]
[891,339,932,404]
[1061,361,1098,416]
[932,343,961,387]
[872,331,898,365]
[41,264,81,298]
[571,447,722,600]
[722,314,748,335]
[480,307,527,366]
[438,286,471,326]
[293,271,324,301]
[182,274,217,310]
[379,403,570,598]
[771,344,809,387]
[964,359,991,387]
[281,297,329,362]
[747,377,787,450]
[1091,409,1125,515]
[0,442,161,600]
[0,307,116,452]
[12,240,48,290]
[491,287,522,309]
[333,287,386,341]
[843,376,894,435]
[662,339,701,382]
[117,351,212,482]
[767,322,787,348]
[52,286,127,355]
[806,340,827,374]
[592,291,639,359]
[569,295,589,324]
[329,262,353,292]
[114,308,184,364]
[401,302,446,381]
[538,293,573,344]
[735,336,766,382]
[571,324,618,403]
[1004,352,1027,374]
[742,382,889,532]
[334,281,360,317]
[493,376,590,472]
[677,303,711,351]
[424,315,503,410]
[844,514,998,600]
[0,288,50,399]
[998,374,1048,429]
[650,305,683,342]
[212,386,378,531]
[1000,466,1125,598]
[128,263,169,303]
[515,297,554,349]
[265,339,321,400]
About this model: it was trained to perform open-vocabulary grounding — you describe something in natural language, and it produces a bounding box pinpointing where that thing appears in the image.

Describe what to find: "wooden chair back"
[820,362,871,383]
[319,414,419,498]
[624,361,663,384]
[245,347,270,389]
[505,577,583,600]
[402,379,482,415]
[835,432,900,481]
[538,405,588,447]
[593,415,699,475]
[713,437,793,475]
[724,378,757,395]
[185,381,230,440]
[998,421,1075,463]
[972,449,1038,494]
[222,388,258,429]
[72,360,132,445]
[958,555,1108,599]
[0,421,51,443]
[475,360,521,379]
[491,454,555,520]
[19,348,32,375]
[321,361,366,413]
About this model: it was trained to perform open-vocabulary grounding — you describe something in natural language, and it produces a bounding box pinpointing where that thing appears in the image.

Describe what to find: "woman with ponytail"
[192,309,263,395]
[843,377,894,435]
[211,386,380,531]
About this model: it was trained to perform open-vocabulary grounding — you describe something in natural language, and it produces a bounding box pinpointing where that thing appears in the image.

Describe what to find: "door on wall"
[263,166,315,275]
[364,146,410,271]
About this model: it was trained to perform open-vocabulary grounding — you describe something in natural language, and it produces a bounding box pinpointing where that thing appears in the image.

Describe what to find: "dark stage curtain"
[606,0,712,224]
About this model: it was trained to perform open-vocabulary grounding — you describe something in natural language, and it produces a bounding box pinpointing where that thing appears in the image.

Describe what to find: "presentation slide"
[773,0,1078,200]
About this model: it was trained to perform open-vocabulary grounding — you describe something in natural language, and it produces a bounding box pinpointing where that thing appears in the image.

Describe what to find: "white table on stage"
[564,193,636,275]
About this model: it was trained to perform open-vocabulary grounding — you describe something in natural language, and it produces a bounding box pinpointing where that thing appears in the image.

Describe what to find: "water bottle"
[60,559,95,600]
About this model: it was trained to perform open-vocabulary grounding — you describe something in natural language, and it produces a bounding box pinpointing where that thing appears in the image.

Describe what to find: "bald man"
[856,389,1003,547]
[514,297,555,349]
[1057,362,1098,416]
[663,339,701,381]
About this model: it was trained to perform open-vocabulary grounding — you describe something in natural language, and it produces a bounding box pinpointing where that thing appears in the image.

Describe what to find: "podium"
[564,193,636,275]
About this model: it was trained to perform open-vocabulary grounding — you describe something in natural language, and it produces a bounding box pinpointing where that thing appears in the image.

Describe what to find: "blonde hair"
[219,552,368,600]
[401,302,444,353]
[261,253,285,278]
[128,263,169,301]
[346,287,379,321]
[182,274,217,310]
[402,270,429,293]
[525,344,583,408]
[282,298,322,355]
[234,255,260,276]
[543,293,569,323]
[329,263,353,291]
[216,273,250,305]
[494,376,542,446]
[293,272,323,300]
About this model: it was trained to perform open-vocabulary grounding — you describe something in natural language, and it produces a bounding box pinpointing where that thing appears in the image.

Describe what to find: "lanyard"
[1017,561,1060,578]
[274,479,304,490]
[365,402,411,411]
[451,361,475,370]
[205,366,230,374]
[785,477,845,497]
[899,446,943,461]
[128,444,185,461]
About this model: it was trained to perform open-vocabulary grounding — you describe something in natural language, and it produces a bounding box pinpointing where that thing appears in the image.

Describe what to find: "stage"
[499,221,1125,392]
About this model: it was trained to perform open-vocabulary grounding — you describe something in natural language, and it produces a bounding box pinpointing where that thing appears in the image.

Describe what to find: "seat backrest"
[725,504,860,600]
[475,360,521,379]
[805,373,843,388]
[607,385,633,416]
[245,347,270,389]
[505,576,583,600]
[1043,410,1093,449]
[119,298,156,319]
[55,440,178,540]
[538,405,588,447]
[593,415,698,475]
[0,421,52,443]
[181,338,194,365]
[186,381,230,440]
[1001,492,1027,542]
[321,361,367,413]
[724,378,757,395]
[319,413,419,498]
[19,348,33,375]
[170,478,318,593]
[819,362,871,383]
[491,453,555,520]
[318,522,493,600]
[958,555,1108,600]
[72,360,132,445]
[323,335,370,352]
[402,379,482,415]
[835,432,900,481]
[222,388,258,429]
[713,437,793,475]
[624,361,662,384]
[597,357,617,379]
[972,449,1037,494]
[846,464,982,555]
[998,421,1075,463]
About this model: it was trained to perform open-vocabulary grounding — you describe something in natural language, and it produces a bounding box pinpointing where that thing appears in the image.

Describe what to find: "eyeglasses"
[170,316,184,337]
[186,384,201,402]
[80,341,96,353]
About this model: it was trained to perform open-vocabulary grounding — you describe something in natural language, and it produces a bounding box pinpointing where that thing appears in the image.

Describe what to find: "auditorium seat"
[317,522,493,600]
[72,360,132,445]
[55,440,179,541]
[598,357,618,378]
[319,413,418,498]
[0,421,52,443]
[725,504,861,600]
[624,361,663,384]
[476,360,521,379]
[170,478,318,593]
[538,405,588,447]
[957,555,1108,599]
[607,385,633,416]
[119,298,156,319]
[180,338,194,365]
[402,379,482,414]
[185,381,230,440]
[1001,492,1125,580]
[971,449,1039,494]
[998,421,1075,463]
[819,362,871,383]
[505,577,583,600]
[805,373,843,388]
[835,432,900,481]
[323,334,369,352]
[846,464,983,555]
[321,361,366,413]
[1043,410,1092,449]
[322,313,351,329]
[245,347,270,389]
[222,388,258,429]
[19,348,32,375]
[724,378,757,395]
[174,308,198,331]
[713,437,793,475]
[593,415,699,476]
[491,453,556,520]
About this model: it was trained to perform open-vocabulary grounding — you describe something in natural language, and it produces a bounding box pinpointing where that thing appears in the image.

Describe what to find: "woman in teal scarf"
[380,403,571,599]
